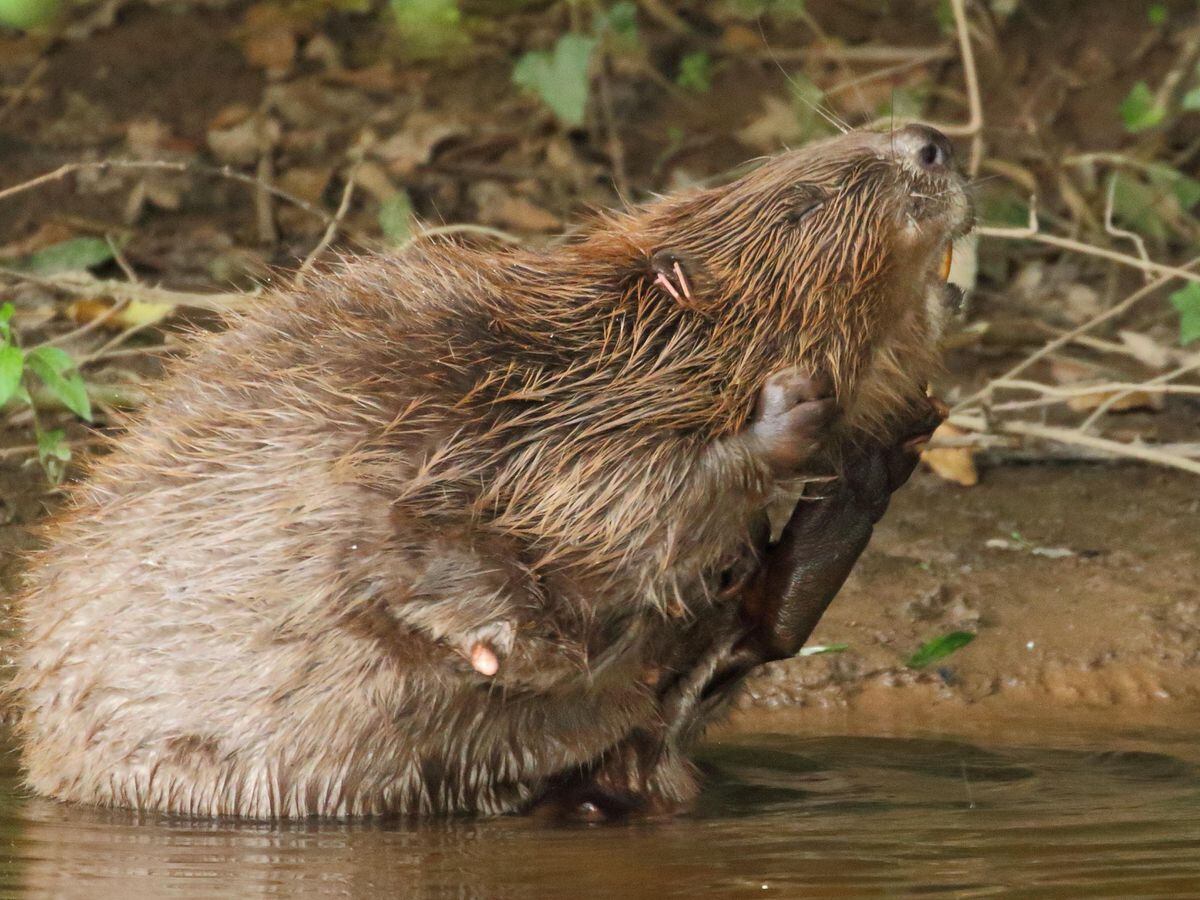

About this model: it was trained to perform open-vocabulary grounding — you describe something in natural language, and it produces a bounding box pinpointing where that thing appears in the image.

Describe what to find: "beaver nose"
[893,124,953,172]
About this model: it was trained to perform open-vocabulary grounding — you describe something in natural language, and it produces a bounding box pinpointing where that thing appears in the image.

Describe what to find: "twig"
[978,442,1200,466]
[105,233,139,283]
[0,58,47,127]
[952,253,1200,413]
[976,205,1200,284]
[747,46,953,65]
[991,378,1200,400]
[0,160,334,227]
[950,413,1200,476]
[944,0,984,175]
[78,323,163,366]
[824,56,945,99]
[0,267,254,311]
[1102,176,1152,283]
[862,0,982,170]
[34,298,131,350]
[1077,357,1200,431]
[294,162,360,287]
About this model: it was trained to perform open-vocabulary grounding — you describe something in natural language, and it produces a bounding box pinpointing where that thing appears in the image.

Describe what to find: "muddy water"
[1,722,1198,898]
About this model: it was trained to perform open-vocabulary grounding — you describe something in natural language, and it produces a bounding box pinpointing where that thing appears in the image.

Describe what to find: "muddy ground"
[741,464,1200,716]
[1,0,1199,722]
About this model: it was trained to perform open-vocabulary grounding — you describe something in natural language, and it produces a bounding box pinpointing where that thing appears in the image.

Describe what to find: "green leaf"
[1145,164,1200,209]
[798,643,849,657]
[934,0,954,31]
[513,33,596,127]
[1110,173,1168,243]
[1119,81,1166,133]
[1182,86,1200,112]
[378,191,414,245]
[6,236,116,276]
[390,0,466,60]
[596,0,638,49]
[0,345,24,407]
[0,301,12,341]
[0,0,60,30]
[35,427,70,484]
[789,74,833,141]
[26,344,73,374]
[1147,2,1167,25]
[905,631,975,669]
[1170,283,1200,345]
[676,51,712,93]
[25,346,92,421]
[878,86,928,121]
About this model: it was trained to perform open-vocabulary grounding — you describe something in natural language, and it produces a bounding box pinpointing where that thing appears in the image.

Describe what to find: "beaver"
[10,124,970,819]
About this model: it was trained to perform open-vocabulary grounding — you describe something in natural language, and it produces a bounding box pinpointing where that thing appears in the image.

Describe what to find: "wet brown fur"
[10,129,969,818]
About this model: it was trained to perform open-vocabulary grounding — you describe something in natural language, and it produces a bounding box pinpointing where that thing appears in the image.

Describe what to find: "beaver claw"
[748,368,837,473]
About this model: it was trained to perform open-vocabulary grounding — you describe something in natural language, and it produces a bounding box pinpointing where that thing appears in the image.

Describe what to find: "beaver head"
[588,124,973,442]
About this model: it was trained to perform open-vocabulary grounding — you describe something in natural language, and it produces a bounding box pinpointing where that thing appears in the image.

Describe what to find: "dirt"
[741,463,1200,716]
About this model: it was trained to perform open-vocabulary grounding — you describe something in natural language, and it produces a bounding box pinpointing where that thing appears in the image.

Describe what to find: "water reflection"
[3,730,1199,898]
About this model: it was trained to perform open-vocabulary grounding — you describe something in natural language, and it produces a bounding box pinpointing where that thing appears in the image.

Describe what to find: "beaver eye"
[783,186,827,226]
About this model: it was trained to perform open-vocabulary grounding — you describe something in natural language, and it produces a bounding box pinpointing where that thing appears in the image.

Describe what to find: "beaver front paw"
[747,368,837,474]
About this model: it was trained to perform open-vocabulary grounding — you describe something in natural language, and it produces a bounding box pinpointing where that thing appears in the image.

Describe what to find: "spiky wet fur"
[11,130,968,818]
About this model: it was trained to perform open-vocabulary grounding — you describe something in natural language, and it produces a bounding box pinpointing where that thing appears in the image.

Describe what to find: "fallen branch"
[294,159,360,287]
[0,159,335,227]
[950,413,1200,476]
[953,253,1200,414]
[977,210,1200,285]
[0,267,255,311]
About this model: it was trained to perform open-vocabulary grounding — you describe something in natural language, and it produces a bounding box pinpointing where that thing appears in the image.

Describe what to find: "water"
[2,726,1199,898]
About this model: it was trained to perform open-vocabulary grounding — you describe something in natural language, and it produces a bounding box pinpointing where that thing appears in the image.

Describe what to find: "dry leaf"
[1065,389,1164,414]
[1118,331,1171,370]
[238,3,301,73]
[67,298,174,330]
[471,182,561,232]
[737,95,803,152]
[921,422,979,487]
[375,111,466,178]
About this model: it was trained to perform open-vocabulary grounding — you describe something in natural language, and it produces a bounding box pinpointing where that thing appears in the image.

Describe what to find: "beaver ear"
[783,184,828,226]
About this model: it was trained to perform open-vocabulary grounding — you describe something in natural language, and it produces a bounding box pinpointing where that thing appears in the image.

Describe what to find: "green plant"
[906,631,975,669]
[1170,283,1200,346]
[378,190,414,244]
[390,0,467,60]
[513,32,597,126]
[0,303,93,482]
[511,2,646,128]
[0,0,59,30]
[676,51,712,93]
[1119,81,1165,133]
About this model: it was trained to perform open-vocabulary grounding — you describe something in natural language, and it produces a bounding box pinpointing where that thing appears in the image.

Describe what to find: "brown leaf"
[471,182,560,233]
[1065,389,1164,414]
[921,423,980,487]
[737,96,804,152]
